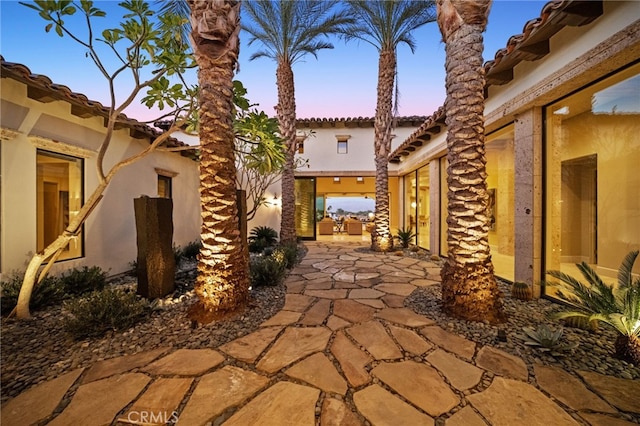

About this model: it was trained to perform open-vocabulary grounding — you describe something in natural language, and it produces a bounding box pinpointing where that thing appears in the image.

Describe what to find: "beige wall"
[1,78,200,277]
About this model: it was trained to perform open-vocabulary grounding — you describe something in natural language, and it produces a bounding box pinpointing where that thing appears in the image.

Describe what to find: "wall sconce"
[333,177,341,183]
[270,194,281,208]
[411,201,417,209]
[356,176,364,183]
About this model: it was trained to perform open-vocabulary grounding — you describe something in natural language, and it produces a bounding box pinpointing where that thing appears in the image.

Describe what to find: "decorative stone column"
[134,196,175,298]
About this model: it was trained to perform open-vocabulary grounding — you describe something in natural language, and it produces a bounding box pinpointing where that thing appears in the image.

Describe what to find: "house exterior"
[0,59,201,279]
[389,0,640,297]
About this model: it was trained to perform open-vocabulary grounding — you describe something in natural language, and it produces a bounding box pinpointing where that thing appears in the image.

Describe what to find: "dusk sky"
[1,1,548,122]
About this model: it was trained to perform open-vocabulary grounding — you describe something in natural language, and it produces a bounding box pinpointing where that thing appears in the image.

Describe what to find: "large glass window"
[37,150,83,260]
[545,63,640,296]
[486,125,515,281]
[404,173,417,240]
[295,177,316,239]
[417,166,430,249]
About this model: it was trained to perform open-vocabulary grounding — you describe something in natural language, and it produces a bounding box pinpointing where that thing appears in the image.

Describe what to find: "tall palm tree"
[187,0,249,322]
[340,0,436,252]
[436,0,505,323]
[242,0,352,244]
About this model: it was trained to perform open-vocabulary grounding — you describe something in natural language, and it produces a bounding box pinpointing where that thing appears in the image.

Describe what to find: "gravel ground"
[1,261,285,403]
[405,280,640,381]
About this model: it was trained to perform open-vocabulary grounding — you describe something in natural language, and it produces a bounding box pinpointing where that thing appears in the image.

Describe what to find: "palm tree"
[242,0,352,244]
[436,0,505,323]
[340,0,436,252]
[187,0,250,322]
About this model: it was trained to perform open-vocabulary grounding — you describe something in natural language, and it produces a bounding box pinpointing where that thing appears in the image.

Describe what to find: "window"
[158,175,172,199]
[337,140,348,154]
[37,150,83,260]
[296,136,305,154]
[544,63,640,298]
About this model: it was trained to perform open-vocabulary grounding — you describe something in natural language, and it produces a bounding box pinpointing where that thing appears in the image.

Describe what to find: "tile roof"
[0,56,196,160]
[390,0,604,164]
[296,116,427,128]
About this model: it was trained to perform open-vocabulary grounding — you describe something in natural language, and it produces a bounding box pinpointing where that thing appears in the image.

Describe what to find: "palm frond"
[618,250,639,289]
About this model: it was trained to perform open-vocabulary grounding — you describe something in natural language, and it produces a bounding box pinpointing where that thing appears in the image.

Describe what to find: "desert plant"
[181,240,201,259]
[172,244,184,267]
[547,250,640,365]
[520,324,578,356]
[395,227,417,249]
[250,254,287,287]
[274,242,300,269]
[248,226,279,253]
[63,287,150,339]
[60,266,107,296]
[1,273,66,315]
[511,281,533,301]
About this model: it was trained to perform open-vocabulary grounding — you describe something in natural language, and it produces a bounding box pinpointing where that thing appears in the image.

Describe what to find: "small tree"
[15,0,197,319]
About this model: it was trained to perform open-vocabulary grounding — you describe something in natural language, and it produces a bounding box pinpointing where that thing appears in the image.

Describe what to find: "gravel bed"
[405,280,640,381]
[1,262,285,403]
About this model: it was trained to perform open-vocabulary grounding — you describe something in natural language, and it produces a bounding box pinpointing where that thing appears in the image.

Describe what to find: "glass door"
[295,177,316,240]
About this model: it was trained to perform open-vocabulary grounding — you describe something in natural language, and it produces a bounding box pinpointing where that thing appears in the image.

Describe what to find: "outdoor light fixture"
[333,177,341,183]
[356,176,364,182]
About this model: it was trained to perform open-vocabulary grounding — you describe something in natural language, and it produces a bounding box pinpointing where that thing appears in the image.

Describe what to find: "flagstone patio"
[2,241,639,425]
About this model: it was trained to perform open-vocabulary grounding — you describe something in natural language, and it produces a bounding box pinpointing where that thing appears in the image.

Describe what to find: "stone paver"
[1,368,84,426]
[331,331,373,387]
[372,361,459,416]
[178,366,269,425]
[118,377,192,425]
[476,346,528,381]
[285,353,347,395]
[83,348,168,383]
[49,373,150,426]
[143,349,224,376]
[354,385,434,426]
[6,241,637,426]
[388,324,433,355]
[376,307,435,327]
[256,326,331,373]
[578,370,640,414]
[219,326,283,363]
[259,309,302,326]
[321,398,364,426]
[427,349,483,391]
[534,365,616,413]
[224,381,319,426]
[420,325,476,360]
[347,320,403,360]
[467,377,580,425]
[374,283,416,296]
[445,406,488,426]
[299,298,331,325]
[333,299,376,323]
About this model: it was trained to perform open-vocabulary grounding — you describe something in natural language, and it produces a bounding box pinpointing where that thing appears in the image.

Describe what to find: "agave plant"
[395,227,417,249]
[547,250,640,365]
[248,226,279,253]
[520,324,578,356]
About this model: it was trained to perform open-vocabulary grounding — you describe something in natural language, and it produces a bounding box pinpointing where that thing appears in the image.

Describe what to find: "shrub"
[250,254,287,287]
[395,227,416,249]
[173,244,184,267]
[547,250,640,365]
[181,240,201,259]
[519,324,577,356]
[60,266,107,296]
[1,273,66,315]
[63,287,150,339]
[274,242,299,269]
[248,226,278,253]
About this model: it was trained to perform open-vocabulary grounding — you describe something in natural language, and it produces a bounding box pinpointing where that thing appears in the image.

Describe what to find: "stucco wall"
[1,78,200,278]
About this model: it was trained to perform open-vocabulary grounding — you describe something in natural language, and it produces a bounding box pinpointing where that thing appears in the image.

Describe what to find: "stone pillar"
[514,108,543,298]
[134,196,175,298]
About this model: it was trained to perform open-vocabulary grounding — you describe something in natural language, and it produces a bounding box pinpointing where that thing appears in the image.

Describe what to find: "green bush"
[181,240,201,259]
[60,266,107,296]
[1,273,66,316]
[395,227,416,249]
[274,242,299,269]
[63,287,150,339]
[250,254,287,287]
[248,226,278,253]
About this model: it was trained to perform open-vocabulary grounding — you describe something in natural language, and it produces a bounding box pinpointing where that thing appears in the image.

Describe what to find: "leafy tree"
[15,0,196,319]
[340,0,436,251]
[436,0,505,323]
[242,0,353,244]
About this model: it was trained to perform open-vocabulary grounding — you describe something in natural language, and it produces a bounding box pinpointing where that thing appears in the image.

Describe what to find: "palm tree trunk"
[438,0,505,323]
[372,49,396,252]
[188,0,249,321]
[277,59,297,244]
